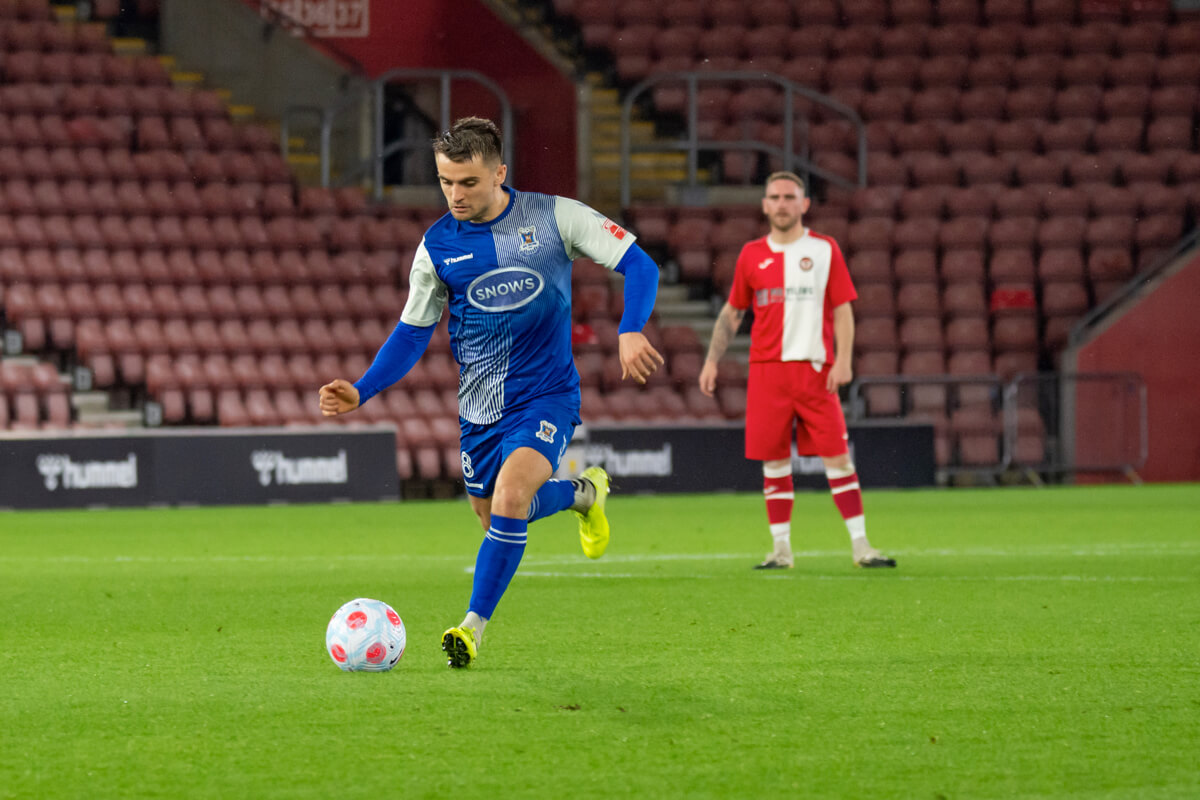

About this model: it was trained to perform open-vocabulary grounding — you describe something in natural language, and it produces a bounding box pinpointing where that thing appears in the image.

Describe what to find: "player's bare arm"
[618,331,665,384]
[826,302,855,393]
[699,302,745,396]
[318,379,360,416]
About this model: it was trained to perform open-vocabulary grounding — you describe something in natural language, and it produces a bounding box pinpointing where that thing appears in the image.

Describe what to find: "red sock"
[828,472,863,520]
[764,474,794,526]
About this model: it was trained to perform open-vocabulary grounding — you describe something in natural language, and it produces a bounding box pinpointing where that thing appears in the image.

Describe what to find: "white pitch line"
[511,572,1193,583]
[1,542,1198,566]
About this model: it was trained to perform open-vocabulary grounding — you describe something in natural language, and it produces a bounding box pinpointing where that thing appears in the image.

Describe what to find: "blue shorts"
[459,395,581,498]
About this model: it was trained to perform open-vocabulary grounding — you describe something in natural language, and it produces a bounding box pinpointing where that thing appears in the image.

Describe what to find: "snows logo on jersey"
[517,225,539,253]
[467,266,546,312]
[602,219,627,240]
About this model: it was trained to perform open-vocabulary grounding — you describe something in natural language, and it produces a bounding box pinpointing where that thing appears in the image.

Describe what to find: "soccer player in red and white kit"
[699,171,896,569]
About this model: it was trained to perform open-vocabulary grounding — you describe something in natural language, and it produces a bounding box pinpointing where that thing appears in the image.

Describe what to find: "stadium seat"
[848,251,893,285]
[941,252,986,284]
[897,283,940,317]
[899,316,943,352]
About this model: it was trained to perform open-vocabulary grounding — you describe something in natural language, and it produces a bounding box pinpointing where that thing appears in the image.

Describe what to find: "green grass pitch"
[1,484,1198,799]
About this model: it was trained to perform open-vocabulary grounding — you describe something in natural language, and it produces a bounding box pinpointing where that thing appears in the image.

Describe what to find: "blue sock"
[468,513,527,619]
[526,479,576,523]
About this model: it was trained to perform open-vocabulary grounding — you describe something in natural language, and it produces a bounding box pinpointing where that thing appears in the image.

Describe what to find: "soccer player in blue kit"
[318,117,664,668]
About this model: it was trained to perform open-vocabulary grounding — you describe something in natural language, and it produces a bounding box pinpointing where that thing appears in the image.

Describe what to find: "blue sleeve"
[613,243,659,334]
[352,320,435,405]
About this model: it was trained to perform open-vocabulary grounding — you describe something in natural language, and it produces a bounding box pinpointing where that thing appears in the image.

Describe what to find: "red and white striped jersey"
[728,229,857,365]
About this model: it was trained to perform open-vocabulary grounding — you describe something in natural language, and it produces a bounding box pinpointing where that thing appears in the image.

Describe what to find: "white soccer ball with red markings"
[325,598,406,672]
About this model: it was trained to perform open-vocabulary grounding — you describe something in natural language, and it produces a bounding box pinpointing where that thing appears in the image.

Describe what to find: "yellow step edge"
[287,153,321,165]
[110,37,147,55]
[228,104,257,119]
[171,71,205,86]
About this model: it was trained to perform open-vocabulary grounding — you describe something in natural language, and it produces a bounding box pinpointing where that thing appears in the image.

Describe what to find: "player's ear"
[494,162,508,186]
[800,196,811,214]
[761,196,769,217]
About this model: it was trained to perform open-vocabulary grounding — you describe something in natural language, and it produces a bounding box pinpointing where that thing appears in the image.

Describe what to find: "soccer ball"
[325,598,406,672]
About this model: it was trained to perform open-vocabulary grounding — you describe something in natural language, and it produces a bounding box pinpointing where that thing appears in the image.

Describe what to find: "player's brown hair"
[764,171,807,195]
[432,117,504,164]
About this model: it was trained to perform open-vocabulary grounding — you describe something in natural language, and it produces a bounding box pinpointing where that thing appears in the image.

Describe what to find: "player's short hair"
[432,117,504,164]
[764,171,807,195]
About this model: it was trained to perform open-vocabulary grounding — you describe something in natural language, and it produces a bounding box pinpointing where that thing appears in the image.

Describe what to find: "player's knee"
[822,454,855,478]
[490,483,531,520]
[763,459,791,477]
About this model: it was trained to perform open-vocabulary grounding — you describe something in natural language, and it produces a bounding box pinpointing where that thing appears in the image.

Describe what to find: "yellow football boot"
[574,466,610,559]
[441,625,479,668]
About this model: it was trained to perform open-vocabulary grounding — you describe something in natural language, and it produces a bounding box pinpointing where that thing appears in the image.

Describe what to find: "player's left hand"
[618,331,665,385]
[826,361,852,393]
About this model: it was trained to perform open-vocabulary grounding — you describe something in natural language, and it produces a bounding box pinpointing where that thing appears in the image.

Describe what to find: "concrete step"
[589,88,619,107]
[75,409,144,429]
[110,37,147,55]
[228,104,256,121]
[589,106,622,123]
[655,284,691,304]
[592,153,688,170]
[592,120,655,141]
[171,70,204,88]
[71,391,112,414]
[655,299,713,320]
[593,170,711,187]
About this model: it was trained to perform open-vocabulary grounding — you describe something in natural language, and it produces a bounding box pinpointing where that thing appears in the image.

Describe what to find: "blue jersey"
[400,188,636,425]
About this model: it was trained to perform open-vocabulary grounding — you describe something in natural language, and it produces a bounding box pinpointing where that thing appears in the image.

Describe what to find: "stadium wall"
[1072,254,1200,482]
[292,1,578,195]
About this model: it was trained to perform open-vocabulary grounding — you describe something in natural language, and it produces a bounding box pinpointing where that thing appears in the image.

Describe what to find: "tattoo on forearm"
[706,306,744,363]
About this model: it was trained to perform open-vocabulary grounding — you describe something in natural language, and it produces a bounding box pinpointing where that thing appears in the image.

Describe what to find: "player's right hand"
[318,379,360,416]
[698,360,718,397]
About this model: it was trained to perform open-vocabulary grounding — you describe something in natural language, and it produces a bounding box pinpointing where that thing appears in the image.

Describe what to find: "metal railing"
[847,371,1148,483]
[282,69,514,200]
[620,71,867,208]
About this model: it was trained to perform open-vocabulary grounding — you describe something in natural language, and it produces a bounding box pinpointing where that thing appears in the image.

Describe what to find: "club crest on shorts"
[460,451,474,479]
[536,420,557,444]
[518,225,539,253]
[799,257,814,271]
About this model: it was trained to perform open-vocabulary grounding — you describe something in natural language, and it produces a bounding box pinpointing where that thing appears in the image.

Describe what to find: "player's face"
[762,179,811,233]
[436,153,508,222]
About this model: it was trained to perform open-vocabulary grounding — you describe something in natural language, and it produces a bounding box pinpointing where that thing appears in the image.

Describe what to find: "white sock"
[846,516,868,553]
[461,611,487,643]
[769,522,792,554]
